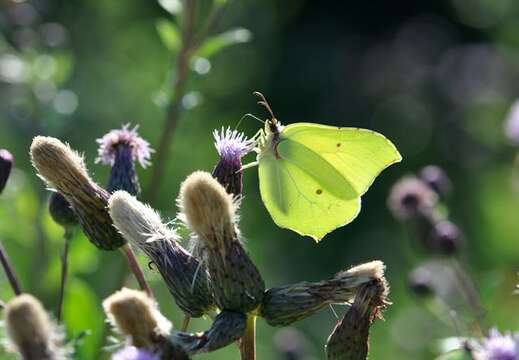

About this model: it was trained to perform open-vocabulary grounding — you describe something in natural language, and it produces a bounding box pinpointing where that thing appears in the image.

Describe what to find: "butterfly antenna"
[235,113,265,131]
[253,91,277,121]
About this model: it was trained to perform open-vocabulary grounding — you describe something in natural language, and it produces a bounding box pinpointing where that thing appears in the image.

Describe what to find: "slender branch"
[56,228,74,322]
[121,244,154,298]
[240,314,256,360]
[0,239,21,295]
[145,0,198,203]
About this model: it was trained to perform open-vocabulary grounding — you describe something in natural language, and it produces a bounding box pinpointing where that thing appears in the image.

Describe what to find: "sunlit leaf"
[195,28,252,59]
[156,18,182,52]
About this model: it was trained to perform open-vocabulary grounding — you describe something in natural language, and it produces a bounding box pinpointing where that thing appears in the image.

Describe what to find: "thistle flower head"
[388,176,438,220]
[0,149,14,194]
[429,220,463,255]
[4,294,63,360]
[212,128,255,196]
[96,124,153,168]
[178,171,264,312]
[479,328,519,360]
[112,346,158,360]
[109,191,216,317]
[31,136,126,250]
[103,288,172,348]
[261,261,386,327]
[213,127,255,162]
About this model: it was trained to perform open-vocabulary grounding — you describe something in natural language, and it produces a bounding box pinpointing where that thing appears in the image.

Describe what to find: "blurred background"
[1,0,519,359]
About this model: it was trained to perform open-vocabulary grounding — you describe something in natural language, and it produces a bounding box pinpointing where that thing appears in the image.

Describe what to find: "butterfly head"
[253,91,282,135]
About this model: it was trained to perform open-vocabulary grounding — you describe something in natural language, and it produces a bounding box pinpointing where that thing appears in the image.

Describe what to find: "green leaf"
[156,19,182,52]
[195,28,252,59]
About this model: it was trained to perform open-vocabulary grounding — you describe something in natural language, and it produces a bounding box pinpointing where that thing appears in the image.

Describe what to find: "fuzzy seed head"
[103,288,172,348]
[30,136,90,190]
[109,191,217,317]
[31,136,125,250]
[4,294,58,359]
[179,171,235,241]
[96,124,153,168]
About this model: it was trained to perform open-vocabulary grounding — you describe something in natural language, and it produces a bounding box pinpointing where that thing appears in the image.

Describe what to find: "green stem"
[240,315,256,360]
[56,227,74,322]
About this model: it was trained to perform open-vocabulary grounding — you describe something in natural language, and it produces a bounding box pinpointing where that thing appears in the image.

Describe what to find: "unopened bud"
[0,149,13,194]
[49,192,78,228]
[325,278,389,360]
[170,310,246,355]
[103,287,172,348]
[109,191,216,317]
[4,294,63,360]
[408,268,434,297]
[30,136,125,250]
[261,261,385,327]
[179,171,264,313]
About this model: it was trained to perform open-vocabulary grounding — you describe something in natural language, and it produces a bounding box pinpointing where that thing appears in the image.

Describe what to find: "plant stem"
[121,244,154,298]
[181,315,191,331]
[240,314,257,360]
[56,227,74,322]
[0,239,21,295]
[145,0,198,203]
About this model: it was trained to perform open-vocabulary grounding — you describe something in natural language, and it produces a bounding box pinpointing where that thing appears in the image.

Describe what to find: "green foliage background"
[0,0,518,359]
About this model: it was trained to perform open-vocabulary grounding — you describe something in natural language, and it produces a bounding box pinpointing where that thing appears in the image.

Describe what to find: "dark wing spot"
[316,189,323,195]
[336,143,341,147]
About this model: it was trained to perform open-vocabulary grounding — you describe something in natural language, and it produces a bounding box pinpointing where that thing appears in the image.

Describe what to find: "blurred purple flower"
[387,176,438,220]
[504,100,519,145]
[212,127,255,196]
[0,149,14,194]
[96,124,153,168]
[112,346,158,360]
[480,328,519,360]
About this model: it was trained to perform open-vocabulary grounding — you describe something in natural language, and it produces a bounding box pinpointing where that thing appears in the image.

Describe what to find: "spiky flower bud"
[419,165,452,197]
[30,136,125,250]
[325,277,389,360]
[170,310,246,355]
[261,261,385,327]
[0,149,13,194]
[211,127,255,196]
[4,294,64,360]
[387,176,438,220]
[112,347,158,360]
[49,192,78,228]
[179,171,264,313]
[109,191,216,317]
[103,288,172,348]
[96,124,153,195]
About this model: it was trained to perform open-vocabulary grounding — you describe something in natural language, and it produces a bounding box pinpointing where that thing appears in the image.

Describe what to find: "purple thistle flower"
[112,347,158,360]
[211,127,255,196]
[0,149,14,194]
[96,124,153,195]
[387,176,438,220]
[505,100,519,145]
[480,329,519,360]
